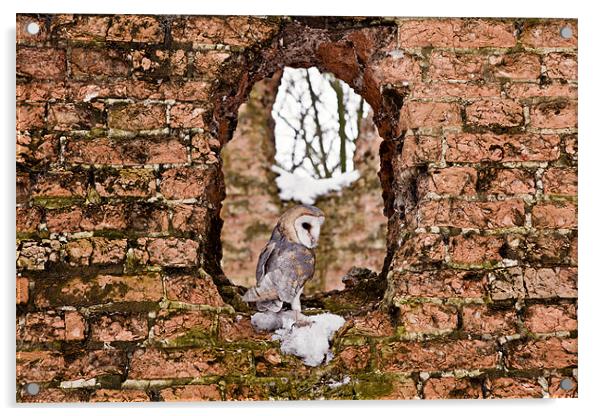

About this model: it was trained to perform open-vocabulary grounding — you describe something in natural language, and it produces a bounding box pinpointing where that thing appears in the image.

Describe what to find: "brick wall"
[16,14,577,401]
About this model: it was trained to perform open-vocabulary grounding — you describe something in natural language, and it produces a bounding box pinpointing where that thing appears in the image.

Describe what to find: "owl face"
[294,214,325,249]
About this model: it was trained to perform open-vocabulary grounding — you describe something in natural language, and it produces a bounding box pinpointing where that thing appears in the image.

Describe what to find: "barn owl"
[242,205,325,325]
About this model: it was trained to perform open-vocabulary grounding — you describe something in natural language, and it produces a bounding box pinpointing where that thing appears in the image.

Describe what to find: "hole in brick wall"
[220,66,387,296]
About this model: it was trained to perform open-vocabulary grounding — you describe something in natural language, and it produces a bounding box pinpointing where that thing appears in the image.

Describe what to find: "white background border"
[3,1,598,415]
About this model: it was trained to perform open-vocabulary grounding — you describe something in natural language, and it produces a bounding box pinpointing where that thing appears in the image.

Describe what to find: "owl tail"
[242,286,278,302]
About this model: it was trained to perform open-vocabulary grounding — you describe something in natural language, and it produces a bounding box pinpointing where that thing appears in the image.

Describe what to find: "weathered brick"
[70,47,129,79]
[412,82,501,99]
[478,168,535,195]
[507,337,577,369]
[218,315,271,343]
[48,102,104,131]
[62,349,127,381]
[530,100,577,128]
[417,199,525,229]
[542,168,577,196]
[449,234,504,265]
[107,15,164,43]
[46,205,127,233]
[64,137,187,166]
[544,53,577,80]
[160,166,223,200]
[390,269,486,299]
[423,377,483,399]
[158,80,210,102]
[145,238,199,267]
[446,133,560,163]
[347,311,395,337]
[160,385,221,402]
[466,99,524,127]
[392,233,445,269]
[397,135,442,167]
[16,276,29,304]
[17,47,66,79]
[64,311,86,340]
[19,387,85,403]
[524,304,577,333]
[17,241,50,270]
[398,19,515,48]
[429,51,485,81]
[521,20,577,48]
[17,15,49,44]
[152,310,214,346]
[171,16,278,47]
[371,54,422,85]
[337,345,371,372]
[130,49,171,79]
[548,376,577,398]
[17,312,66,342]
[64,239,93,266]
[398,101,462,130]
[378,339,498,372]
[526,232,577,265]
[417,167,477,197]
[16,103,45,131]
[487,377,543,398]
[462,304,517,335]
[506,82,577,99]
[16,173,31,204]
[95,168,157,197]
[171,204,210,236]
[32,171,87,199]
[16,206,43,234]
[489,53,541,80]
[91,238,127,264]
[90,389,149,402]
[17,81,67,101]
[90,313,149,342]
[127,204,170,234]
[532,201,577,229]
[108,103,166,131]
[487,267,525,301]
[523,267,577,299]
[51,15,110,41]
[128,348,251,379]
[169,103,206,128]
[192,50,231,79]
[17,133,60,166]
[165,274,224,306]
[397,303,458,333]
[33,273,163,308]
[16,350,64,382]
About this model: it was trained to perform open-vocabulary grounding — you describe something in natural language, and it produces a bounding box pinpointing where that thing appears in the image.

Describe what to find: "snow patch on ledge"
[271,166,360,205]
[251,310,345,367]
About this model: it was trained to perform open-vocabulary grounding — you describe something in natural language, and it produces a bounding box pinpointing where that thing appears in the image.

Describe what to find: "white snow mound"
[251,310,345,367]
[271,166,360,205]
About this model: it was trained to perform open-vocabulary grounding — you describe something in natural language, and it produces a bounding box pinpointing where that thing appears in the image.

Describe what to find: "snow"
[251,310,346,367]
[271,165,360,205]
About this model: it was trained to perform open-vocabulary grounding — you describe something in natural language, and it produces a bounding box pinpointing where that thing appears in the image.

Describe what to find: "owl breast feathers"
[242,205,325,313]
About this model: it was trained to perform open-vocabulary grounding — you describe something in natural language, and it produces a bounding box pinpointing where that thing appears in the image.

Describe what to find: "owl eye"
[302,222,311,230]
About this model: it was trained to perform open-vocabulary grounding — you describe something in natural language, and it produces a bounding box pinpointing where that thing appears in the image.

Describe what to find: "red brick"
[479,168,535,195]
[417,167,477,197]
[521,20,577,48]
[62,349,127,381]
[128,348,251,379]
[91,238,127,264]
[192,50,231,79]
[389,269,486,299]
[19,387,85,403]
[526,232,576,265]
[169,103,206,129]
[90,389,149,402]
[398,101,462,130]
[17,312,66,342]
[347,311,395,337]
[446,133,560,163]
[16,103,45,131]
[158,80,210,102]
[107,15,164,43]
[70,47,129,79]
[548,376,577,398]
[218,315,271,343]
[392,233,445,269]
[48,103,104,131]
[152,310,214,346]
[489,53,541,80]
[64,239,93,266]
[17,15,49,44]
[398,19,515,48]
[108,103,166,131]
[164,274,224,307]
[466,99,524,127]
[506,82,577,99]
[429,51,485,81]
[449,234,504,265]
[16,276,29,304]
[398,303,458,333]
[371,54,422,85]
[17,133,60,165]
[160,385,221,401]
[523,267,577,299]
[532,201,577,229]
[543,168,577,195]
[171,204,210,235]
[64,137,187,166]
[417,199,525,229]
[32,171,87,199]
[127,204,170,234]
[130,49,171,78]
[46,205,127,233]
[412,82,501,99]
[33,273,163,308]
[17,81,67,101]
[378,339,498,372]
[462,304,517,335]
[423,377,483,399]
[487,267,525,301]
[524,304,577,333]
[171,16,278,47]
[16,350,64,382]
[146,238,199,267]
[16,173,31,204]
[16,206,43,234]
[95,168,157,197]
[64,311,86,340]
[17,47,66,79]
[507,337,577,369]
[90,314,149,342]
[487,377,543,398]
[51,14,110,41]
[397,135,442,167]
[160,166,222,200]
[544,53,577,80]
[17,241,50,271]
[530,100,577,128]
[337,345,371,371]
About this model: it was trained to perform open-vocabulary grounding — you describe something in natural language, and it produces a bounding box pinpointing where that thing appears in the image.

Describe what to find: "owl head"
[278,205,325,249]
